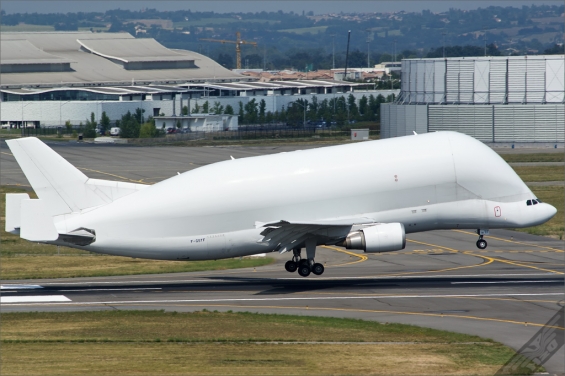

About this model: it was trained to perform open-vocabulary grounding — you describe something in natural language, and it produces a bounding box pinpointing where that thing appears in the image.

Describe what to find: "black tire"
[476,239,487,249]
[312,263,324,276]
[297,265,311,277]
[298,259,309,266]
[285,260,297,273]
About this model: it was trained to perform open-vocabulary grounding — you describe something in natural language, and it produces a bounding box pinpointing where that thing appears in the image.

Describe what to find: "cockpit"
[526,199,542,206]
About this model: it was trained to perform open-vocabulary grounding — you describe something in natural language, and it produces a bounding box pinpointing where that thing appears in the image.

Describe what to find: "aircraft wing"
[257,218,375,253]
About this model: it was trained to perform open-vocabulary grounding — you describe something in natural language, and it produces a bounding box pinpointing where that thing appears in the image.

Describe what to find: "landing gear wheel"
[312,263,324,276]
[297,264,311,277]
[476,239,487,249]
[285,260,298,273]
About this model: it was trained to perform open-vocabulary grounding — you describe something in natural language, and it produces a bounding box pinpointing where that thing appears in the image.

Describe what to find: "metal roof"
[0,40,73,65]
[188,79,362,91]
[0,32,242,88]
[77,38,196,63]
[1,85,187,96]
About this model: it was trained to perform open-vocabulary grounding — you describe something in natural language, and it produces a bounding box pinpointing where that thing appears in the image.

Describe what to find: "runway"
[1,139,564,373]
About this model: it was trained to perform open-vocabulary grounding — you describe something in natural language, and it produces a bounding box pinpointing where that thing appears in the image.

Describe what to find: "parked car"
[110,127,121,136]
[166,128,177,134]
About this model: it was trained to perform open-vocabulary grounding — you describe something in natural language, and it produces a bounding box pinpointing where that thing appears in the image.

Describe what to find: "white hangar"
[380,55,564,143]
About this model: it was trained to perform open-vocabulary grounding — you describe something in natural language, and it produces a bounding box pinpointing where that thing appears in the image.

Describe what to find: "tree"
[237,102,244,123]
[192,102,201,114]
[139,121,157,138]
[258,99,266,123]
[119,111,141,138]
[244,99,258,124]
[135,108,145,124]
[212,101,224,115]
[217,53,234,69]
[202,101,209,114]
[182,105,189,115]
[99,111,110,135]
[83,112,97,138]
[347,94,359,121]
[224,104,234,115]
[64,120,73,133]
[544,44,564,54]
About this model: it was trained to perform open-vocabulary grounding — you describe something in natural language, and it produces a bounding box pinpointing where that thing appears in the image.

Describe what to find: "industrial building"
[1,32,392,129]
[381,55,564,143]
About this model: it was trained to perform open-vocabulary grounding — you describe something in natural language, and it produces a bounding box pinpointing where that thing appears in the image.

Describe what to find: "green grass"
[516,186,564,238]
[0,311,539,375]
[279,26,328,35]
[511,166,563,182]
[0,23,55,32]
[502,153,565,163]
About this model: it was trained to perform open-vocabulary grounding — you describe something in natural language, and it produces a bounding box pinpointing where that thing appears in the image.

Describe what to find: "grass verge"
[515,186,564,238]
[511,165,564,182]
[501,153,564,163]
[0,310,538,375]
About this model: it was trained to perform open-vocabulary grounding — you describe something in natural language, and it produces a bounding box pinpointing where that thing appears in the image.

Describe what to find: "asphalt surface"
[1,139,564,374]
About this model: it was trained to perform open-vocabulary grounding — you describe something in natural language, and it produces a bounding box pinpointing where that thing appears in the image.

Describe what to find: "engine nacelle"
[342,223,406,253]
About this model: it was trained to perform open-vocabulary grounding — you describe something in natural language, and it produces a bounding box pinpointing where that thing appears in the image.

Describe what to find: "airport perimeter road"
[2,230,564,373]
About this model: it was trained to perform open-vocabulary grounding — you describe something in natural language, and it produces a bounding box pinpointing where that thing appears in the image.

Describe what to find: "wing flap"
[257,217,375,254]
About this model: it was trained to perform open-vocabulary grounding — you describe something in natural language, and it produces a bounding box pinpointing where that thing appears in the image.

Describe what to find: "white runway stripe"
[1,284,43,290]
[1,295,70,303]
[2,292,562,306]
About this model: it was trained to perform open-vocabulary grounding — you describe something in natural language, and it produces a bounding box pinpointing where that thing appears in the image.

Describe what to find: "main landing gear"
[476,229,488,249]
[284,245,324,277]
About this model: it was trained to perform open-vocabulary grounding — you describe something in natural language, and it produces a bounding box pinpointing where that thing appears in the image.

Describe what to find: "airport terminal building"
[0,32,387,129]
[380,55,564,143]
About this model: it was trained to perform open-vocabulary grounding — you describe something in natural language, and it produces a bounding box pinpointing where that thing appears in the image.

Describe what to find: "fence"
[2,126,379,143]
[131,127,379,145]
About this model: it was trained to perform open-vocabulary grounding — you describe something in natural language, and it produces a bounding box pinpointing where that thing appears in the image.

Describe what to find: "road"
[1,139,564,374]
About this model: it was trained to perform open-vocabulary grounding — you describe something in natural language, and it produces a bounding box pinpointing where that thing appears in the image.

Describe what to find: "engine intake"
[342,223,406,253]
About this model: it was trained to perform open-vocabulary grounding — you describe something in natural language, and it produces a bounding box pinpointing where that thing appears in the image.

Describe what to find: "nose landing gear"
[476,229,489,249]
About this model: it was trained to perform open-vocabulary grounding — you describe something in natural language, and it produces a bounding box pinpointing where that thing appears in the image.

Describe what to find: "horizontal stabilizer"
[20,199,58,242]
[5,193,29,234]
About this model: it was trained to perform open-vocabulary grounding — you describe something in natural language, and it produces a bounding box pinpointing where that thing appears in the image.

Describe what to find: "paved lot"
[1,139,564,373]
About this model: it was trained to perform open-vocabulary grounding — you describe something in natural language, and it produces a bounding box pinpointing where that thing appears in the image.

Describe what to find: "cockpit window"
[536,199,542,203]
[526,200,532,206]
[533,200,538,205]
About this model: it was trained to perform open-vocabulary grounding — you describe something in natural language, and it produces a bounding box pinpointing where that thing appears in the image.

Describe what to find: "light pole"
[366,29,372,68]
[442,30,446,58]
[330,34,336,69]
[59,100,72,130]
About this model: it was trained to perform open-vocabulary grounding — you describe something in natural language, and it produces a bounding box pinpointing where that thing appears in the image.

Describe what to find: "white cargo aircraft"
[5,132,556,277]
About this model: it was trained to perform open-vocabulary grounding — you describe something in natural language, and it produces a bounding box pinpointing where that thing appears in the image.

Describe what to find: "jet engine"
[341,223,406,253]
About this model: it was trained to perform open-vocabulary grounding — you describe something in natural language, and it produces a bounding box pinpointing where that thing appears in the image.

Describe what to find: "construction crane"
[199,32,257,70]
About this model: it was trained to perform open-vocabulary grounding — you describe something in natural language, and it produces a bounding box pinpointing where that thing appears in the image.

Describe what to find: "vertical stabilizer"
[6,137,111,216]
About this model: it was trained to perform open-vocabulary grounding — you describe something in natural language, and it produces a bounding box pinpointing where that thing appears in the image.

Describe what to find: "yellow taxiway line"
[453,229,564,252]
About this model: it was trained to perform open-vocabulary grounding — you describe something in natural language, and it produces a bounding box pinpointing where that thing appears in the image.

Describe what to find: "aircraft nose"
[544,203,557,220]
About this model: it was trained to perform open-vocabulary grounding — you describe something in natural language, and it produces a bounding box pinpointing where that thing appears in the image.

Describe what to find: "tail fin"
[6,137,146,217]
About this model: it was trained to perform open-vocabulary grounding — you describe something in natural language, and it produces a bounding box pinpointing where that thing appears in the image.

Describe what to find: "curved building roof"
[77,38,194,63]
[0,32,243,88]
